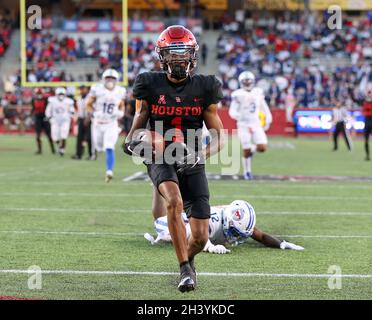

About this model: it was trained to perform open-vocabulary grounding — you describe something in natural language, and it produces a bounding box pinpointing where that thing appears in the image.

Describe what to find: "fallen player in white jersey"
[144,200,304,254]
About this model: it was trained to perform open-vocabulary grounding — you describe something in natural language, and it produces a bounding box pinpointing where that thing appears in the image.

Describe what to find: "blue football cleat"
[244,172,253,180]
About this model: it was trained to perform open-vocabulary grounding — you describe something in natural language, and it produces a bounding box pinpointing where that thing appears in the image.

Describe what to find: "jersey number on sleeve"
[211,212,219,223]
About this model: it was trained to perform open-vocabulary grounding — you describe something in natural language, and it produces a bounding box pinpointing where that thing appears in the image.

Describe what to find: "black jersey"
[133,72,223,149]
[32,98,48,117]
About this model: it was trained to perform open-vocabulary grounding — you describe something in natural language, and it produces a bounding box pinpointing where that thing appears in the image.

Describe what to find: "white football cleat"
[105,170,113,183]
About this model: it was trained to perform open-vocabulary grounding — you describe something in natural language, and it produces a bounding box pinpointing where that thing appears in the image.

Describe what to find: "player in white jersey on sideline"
[229,71,273,180]
[145,199,304,254]
[86,69,126,182]
[45,87,75,157]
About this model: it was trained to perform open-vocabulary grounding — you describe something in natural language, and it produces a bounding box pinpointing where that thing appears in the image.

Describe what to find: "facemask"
[105,80,116,90]
[241,80,254,91]
[168,62,190,80]
[58,95,65,101]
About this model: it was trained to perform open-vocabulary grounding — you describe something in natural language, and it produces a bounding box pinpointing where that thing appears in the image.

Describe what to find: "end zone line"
[0,269,371,279]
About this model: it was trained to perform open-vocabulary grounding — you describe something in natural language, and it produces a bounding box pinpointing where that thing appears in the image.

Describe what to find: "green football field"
[0,135,371,300]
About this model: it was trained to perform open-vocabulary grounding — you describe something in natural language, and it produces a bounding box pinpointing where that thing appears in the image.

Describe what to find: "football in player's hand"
[139,130,165,159]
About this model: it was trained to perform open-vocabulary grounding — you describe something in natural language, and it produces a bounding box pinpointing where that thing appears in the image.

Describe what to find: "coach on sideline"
[331,100,352,152]
[72,85,93,160]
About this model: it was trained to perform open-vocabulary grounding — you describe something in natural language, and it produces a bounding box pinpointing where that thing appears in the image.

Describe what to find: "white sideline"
[2,192,372,201]
[0,207,371,216]
[0,230,372,239]
[0,269,371,278]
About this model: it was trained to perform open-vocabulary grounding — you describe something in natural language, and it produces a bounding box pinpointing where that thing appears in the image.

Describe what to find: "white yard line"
[0,162,80,179]
[0,207,148,213]
[0,207,371,216]
[0,230,143,237]
[276,235,372,239]
[0,230,371,239]
[1,180,372,189]
[210,181,372,187]
[259,211,372,216]
[0,269,371,278]
[1,192,372,201]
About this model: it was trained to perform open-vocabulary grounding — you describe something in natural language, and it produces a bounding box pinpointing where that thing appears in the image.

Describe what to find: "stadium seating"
[217,12,372,109]
[0,11,12,58]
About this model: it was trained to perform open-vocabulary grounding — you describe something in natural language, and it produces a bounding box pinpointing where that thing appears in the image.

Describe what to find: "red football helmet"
[155,25,199,80]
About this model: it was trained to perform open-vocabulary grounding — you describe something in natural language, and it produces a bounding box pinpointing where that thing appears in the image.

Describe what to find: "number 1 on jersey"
[171,117,184,143]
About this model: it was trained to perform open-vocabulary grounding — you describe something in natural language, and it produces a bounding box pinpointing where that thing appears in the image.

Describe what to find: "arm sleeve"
[205,76,223,107]
[228,93,240,120]
[132,73,149,100]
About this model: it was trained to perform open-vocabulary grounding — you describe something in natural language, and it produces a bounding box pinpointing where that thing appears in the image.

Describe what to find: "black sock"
[179,261,189,268]
[36,138,42,153]
[180,261,191,274]
[188,257,195,272]
[365,142,370,158]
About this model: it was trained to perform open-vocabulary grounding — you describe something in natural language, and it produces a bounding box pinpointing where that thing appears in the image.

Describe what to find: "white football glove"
[280,240,304,251]
[203,240,231,254]
[144,232,172,245]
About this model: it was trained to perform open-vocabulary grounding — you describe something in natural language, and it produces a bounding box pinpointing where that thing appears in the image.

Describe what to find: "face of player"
[57,94,65,101]
[163,49,194,81]
[241,79,255,91]
[80,87,89,97]
[367,89,372,101]
[104,77,117,90]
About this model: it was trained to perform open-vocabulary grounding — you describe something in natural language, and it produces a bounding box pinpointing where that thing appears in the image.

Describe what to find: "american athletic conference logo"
[158,95,166,104]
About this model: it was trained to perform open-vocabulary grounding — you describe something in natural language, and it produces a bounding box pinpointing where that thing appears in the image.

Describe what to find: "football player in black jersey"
[31,88,55,155]
[124,25,225,292]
